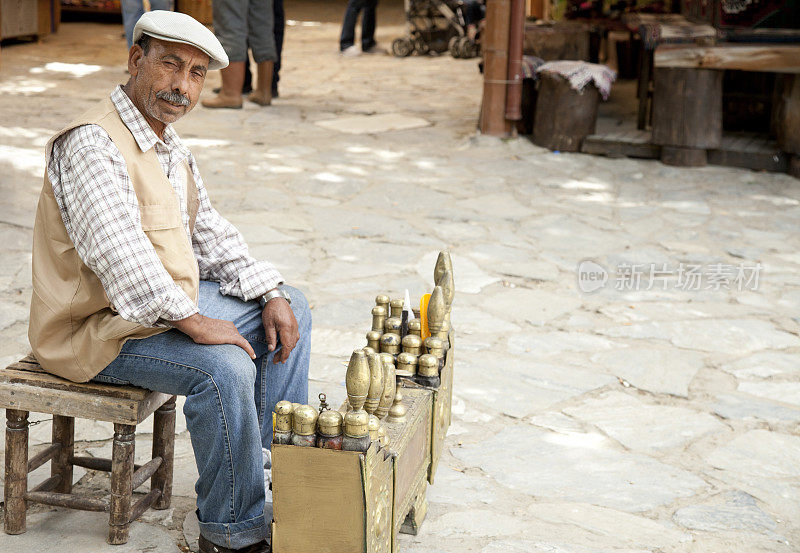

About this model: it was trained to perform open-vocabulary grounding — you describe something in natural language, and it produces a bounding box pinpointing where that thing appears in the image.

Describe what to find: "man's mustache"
[156,90,190,106]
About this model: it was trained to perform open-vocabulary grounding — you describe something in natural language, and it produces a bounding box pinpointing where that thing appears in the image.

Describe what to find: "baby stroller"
[391,0,480,58]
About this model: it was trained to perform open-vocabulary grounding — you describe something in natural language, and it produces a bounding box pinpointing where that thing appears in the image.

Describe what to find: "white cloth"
[537,61,617,100]
[134,10,229,70]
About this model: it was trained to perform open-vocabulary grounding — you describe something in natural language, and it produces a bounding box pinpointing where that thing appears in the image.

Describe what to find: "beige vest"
[29,96,200,383]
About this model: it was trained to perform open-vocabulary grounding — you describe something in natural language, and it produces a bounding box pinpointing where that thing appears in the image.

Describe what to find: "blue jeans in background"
[340,0,378,51]
[121,0,175,49]
[93,281,310,549]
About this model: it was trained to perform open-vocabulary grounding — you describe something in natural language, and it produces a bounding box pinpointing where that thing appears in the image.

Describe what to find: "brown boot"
[248,61,274,106]
[203,61,245,109]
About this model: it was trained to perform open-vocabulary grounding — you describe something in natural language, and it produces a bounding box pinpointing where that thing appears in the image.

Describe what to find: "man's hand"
[262,295,299,364]
[171,313,256,359]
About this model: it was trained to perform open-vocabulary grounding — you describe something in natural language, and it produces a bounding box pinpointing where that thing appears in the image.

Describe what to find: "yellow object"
[420,293,431,340]
[272,412,276,433]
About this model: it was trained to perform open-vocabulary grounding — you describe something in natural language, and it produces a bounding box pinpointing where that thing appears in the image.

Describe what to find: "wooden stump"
[652,67,722,167]
[533,72,600,152]
[5,409,29,535]
[151,396,176,509]
[774,74,800,179]
[108,423,135,545]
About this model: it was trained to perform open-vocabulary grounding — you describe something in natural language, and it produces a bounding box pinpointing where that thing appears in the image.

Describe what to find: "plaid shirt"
[47,85,283,327]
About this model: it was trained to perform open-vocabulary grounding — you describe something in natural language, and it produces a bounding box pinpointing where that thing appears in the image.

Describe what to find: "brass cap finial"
[317,409,343,437]
[292,405,318,436]
[418,354,438,377]
[344,410,369,438]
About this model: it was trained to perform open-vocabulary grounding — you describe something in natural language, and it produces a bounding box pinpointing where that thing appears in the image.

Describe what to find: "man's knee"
[197,344,257,401]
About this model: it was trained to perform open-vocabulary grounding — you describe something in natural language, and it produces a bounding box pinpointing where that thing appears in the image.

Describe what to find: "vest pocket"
[139,203,182,231]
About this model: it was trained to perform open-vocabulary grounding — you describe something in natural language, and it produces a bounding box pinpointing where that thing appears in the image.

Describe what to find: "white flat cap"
[133,10,228,70]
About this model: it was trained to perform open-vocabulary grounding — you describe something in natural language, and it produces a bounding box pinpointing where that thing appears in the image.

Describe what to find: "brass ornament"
[401,334,423,356]
[292,405,318,436]
[434,250,453,286]
[425,337,444,358]
[387,383,407,422]
[346,349,370,412]
[436,319,451,344]
[396,352,418,375]
[377,424,389,446]
[427,286,446,336]
[291,402,301,412]
[417,354,438,378]
[390,298,404,318]
[408,319,422,337]
[368,414,380,441]
[318,393,330,412]
[343,410,369,438]
[374,356,396,419]
[366,330,381,351]
[371,306,387,332]
[365,353,384,414]
[436,268,455,312]
[379,352,395,370]
[379,333,401,355]
[384,317,402,336]
[317,409,343,437]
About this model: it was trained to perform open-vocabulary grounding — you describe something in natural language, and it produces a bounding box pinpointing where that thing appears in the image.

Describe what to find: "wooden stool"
[1,355,176,545]
[532,71,600,152]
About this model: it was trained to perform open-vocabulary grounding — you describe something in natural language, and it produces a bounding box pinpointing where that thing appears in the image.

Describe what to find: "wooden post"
[151,396,176,509]
[774,74,800,178]
[652,67,722,167]
[108,423,135,545]
[51,415,74,494]
[5,409,29,535]
[480,0,512,136]
[532,72,600,152]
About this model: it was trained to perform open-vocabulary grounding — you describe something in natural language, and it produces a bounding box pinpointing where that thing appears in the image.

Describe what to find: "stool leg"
[51,415,74,494]
[151,395,176,509]
[108,423,135,545]
[5,409,29,535]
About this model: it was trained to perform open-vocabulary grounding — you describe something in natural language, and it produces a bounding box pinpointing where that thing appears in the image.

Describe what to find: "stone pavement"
[2,7,800,553]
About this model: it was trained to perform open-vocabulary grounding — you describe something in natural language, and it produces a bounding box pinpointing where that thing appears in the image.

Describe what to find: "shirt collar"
[110,85,189,159]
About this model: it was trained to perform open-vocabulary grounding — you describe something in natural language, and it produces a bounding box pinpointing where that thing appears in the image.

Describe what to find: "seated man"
[28,11,308,553]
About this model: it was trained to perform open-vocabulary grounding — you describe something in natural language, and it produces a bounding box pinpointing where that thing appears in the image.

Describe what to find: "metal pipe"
[504,0,525,121]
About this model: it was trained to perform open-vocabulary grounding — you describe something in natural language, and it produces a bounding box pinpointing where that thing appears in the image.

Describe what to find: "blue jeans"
[340,0,378,51]
[121,0,175,49]
[93,281,310,549]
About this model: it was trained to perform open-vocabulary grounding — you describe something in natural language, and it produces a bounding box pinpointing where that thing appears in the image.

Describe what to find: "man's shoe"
[198,534,269,553]
[340,45,361,57]
[362,45,388,55]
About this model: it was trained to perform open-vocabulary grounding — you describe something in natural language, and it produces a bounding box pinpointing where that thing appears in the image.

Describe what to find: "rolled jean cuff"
[198,511,267,549]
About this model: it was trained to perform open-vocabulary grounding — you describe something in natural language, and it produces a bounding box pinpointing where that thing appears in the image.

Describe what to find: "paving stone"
[564,392,728,452]
[423,509,532,538]
[450,304,520,335]
[0,509,180,552]
[589,347,704,397]
[674,491,780,537]
[706,430,800,478]
[480,288,582,326]
[507,330,615,356]
[417,250,500,294]
[737,381,800,408]
[720,351,800,379]
[712,392,800,423]
[452,425,707,512]
[314,113,430,134]
[426,467,504,506]
[528,412,586,434]
[527,502,690,550]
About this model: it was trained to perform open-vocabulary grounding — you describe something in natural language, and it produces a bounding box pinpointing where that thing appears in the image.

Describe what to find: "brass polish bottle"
[371,306,387,333]
[425,336,445,370]
[402,334,423,356]
[415,354,440,388]
[374,356,396,420]
[390,298,404,318]
[408,319,422,337]
[291,405,318,447]
[366,330,381,351]
[346,349,370,412]
[342,410,371,452]
[427,286,446,337]
[375,294,390,316]
[384,317,402,336]
[316,409,343,450]
[273,400,294,445]
[379,333,401,358]
[396,352,418,376]
[364,353,384,415]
